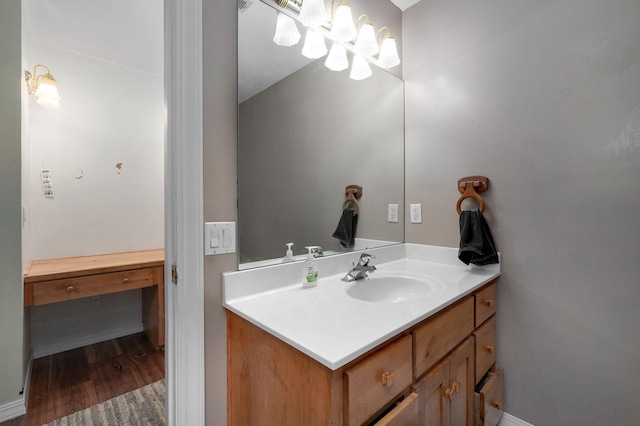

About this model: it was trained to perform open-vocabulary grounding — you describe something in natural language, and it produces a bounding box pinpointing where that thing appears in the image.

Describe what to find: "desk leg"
[142,265,165,350]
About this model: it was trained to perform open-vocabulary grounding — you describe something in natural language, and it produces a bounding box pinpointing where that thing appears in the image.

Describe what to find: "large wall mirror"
[238,0,405,269]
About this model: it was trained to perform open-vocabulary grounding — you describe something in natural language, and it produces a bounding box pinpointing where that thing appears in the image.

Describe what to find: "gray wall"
[238,60,404,263]
[403,0,640,424]
[203,0,238,425]
[0,0,25,409]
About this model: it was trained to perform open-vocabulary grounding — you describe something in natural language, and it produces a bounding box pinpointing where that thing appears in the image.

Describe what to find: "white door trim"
[164,0,205,425]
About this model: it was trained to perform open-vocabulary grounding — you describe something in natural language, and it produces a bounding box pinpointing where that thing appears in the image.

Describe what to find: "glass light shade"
[324,43,349,71]
[299,0,328,27]
[349,55,372,80]
[35,75,61,108]
[273,12,301,47]
[330,4,357,43]
[377,36,400,68]
[354,22,378,57]
[302,29,328,59]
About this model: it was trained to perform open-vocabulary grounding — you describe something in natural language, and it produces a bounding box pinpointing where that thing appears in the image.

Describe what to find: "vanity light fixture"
[329,0,357,43]
[267,0,401,79]
[324,43,349,71]
[353,14,378,57]
[302,28,328,59]
[273,11,301,46]
[349,55,372,80]
[25,64,61,108]
[376,27,400,69]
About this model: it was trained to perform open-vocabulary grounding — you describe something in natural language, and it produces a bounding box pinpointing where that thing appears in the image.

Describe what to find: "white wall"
[403,0,640,424]
[27,42,164,260]
[26,41,164,354]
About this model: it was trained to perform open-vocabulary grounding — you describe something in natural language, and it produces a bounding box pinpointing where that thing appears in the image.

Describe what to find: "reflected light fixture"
[273,12,301,46]
[25,64,61,108]
[349,55,372,80]
[302,28,328,59]
[330,0,357,43]
[298,0,328,27]
[353,14,378,57]
[324,43,349,71]
[376,27,400,69]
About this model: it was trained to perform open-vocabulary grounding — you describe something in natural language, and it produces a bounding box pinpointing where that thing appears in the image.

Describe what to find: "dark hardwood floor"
[0,332,164,426]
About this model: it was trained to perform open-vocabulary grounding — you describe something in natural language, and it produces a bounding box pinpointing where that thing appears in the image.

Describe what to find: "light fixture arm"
[355,13,371,30]
[377,26,393,44]
[25,64,57,95]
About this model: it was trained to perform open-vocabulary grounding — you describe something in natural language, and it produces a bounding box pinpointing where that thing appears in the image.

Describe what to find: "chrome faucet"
[341,253,376,282]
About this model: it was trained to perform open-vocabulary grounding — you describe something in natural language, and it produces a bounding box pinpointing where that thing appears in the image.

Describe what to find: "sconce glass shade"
[324,43,349,71]
[349,55,372,80]
[302,29,328,59]
[377,36,400,68]
[273,12,301,47]
[330,3,357,43]
[35,75,61,108]
[299,0,328,27]
[354,22,378,57]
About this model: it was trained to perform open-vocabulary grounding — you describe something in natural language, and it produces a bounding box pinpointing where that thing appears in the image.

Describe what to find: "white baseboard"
[0,398,26,423]
[500,412,535,426]
[32,322,144,358]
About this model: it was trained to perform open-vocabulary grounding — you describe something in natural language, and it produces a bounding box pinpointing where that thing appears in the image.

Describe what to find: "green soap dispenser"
[302,246,319,288]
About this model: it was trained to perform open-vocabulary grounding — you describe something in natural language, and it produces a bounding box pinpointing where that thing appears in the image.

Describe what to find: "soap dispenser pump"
[302,246,319,288]
[282,242,294,263]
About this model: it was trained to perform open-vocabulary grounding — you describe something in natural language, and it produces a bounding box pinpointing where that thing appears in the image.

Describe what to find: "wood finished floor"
[0,333,165,426]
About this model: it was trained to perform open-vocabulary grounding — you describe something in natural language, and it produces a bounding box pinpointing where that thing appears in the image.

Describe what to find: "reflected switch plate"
[204,222,236,255]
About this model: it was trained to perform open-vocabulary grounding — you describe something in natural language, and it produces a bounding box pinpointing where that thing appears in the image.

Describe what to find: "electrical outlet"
[388,204,399,223]
[91,295,102,308]
[410,203,422,223]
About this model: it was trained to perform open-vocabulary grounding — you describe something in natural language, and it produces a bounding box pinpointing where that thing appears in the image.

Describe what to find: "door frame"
[164,0,205,424]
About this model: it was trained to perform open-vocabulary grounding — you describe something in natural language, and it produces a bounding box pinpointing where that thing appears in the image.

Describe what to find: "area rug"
[46,380,165,426]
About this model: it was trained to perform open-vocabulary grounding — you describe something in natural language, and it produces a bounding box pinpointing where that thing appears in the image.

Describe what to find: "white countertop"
[223,244,500,370]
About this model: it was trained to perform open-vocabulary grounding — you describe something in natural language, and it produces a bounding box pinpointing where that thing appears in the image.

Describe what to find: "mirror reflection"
[238,0,404,269]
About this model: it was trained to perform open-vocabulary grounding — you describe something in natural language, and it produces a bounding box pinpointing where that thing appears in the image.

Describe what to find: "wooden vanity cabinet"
[227,279,500,426]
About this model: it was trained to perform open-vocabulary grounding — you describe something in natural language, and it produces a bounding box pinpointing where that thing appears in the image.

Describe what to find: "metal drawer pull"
[381,371,395,388]
[66,285,74,292]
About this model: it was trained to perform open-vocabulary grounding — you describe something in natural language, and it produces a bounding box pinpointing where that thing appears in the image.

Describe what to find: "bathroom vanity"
[224,244,502,425]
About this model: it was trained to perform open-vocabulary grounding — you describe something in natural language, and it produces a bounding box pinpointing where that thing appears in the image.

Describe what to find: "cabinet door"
[413,358,450,426]
[449,337,475,426]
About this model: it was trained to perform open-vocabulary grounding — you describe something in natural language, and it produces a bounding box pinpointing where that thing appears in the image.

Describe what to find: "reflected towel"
[332,208,358,248]
[458,210,499,266]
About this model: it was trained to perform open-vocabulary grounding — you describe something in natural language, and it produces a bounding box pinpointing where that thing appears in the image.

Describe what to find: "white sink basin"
[346,274,444,303]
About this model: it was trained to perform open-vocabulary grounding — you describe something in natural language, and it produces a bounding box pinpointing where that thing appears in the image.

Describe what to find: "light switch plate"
[204,222,236,255]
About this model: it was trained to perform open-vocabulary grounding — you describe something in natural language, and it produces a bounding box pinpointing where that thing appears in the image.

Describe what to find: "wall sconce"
[273,11,301,46]
[329,0,357,43]
[25,64,61,108]
[354,14,378,57]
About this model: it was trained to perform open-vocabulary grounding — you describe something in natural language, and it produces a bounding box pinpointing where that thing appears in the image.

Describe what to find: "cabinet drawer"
[413,297,474,378]
[345,334,413,426]
[474,315,496,383]
[30,268,155,306]
[475,367,504,426]
[474,282,496,327]
[375,393,419,426]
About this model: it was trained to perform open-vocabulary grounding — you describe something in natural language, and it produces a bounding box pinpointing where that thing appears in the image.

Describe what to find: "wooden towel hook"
[456,176,488,215]
[343,185,363,216]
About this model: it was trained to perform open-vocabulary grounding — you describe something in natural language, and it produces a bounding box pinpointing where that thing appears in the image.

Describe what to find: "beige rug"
[45,380,165,426]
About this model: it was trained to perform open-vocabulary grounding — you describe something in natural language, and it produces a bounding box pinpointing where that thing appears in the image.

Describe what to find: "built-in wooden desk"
[24,249,165,349]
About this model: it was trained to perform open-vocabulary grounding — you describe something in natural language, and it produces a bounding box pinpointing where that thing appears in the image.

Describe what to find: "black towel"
[458,210,499,266]
[332,208,358,248]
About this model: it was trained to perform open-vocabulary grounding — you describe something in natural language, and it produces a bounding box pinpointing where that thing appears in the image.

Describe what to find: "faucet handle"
[358,253,375,266]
